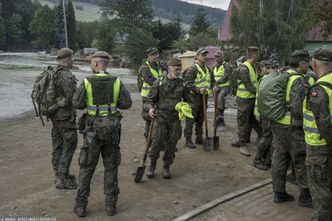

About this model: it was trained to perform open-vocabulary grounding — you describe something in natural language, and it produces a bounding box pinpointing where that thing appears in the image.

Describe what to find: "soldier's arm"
[208,66,215,88]
[183,84,193,107]
[184,66,199,93]
[218,63,233,84]
[144,80,159,111]
[73,80,87,110]
[140,65,157,86]
[117,81,132,110]
[290,77,309,127]
[309,86,332,145]
[238,65,256,94]
[57,71,77,106]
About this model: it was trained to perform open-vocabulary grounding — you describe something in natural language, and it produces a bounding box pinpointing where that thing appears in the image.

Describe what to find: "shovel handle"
[143,119,154,159]
[214,91,218,137]
[202,93,209,139]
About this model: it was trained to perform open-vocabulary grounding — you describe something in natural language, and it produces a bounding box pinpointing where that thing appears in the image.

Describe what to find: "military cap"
[167,58,182,67]
[91,51,110,60]
[146,47,159,56]
[290,50,310,62]
[312,48,332,62]
[196,48,209,55]
[57,48,73,59]
[265,59,279,68]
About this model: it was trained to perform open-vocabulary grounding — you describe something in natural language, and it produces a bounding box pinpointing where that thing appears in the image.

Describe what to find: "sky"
[179,0,231,10]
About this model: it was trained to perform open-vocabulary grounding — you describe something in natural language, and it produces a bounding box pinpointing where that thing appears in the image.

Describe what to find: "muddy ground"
[0,92,270,221]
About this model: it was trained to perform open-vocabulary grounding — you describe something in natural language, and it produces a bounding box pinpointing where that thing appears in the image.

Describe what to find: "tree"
[6,14,25,48]
[77,21,99,49]
[67,0,77,50]
[30,5,55,49]
[189,8,210,36]
[0,1,5,49]
[55,0,66,49]
[92,18,115,52]
[102,0,154,31]
[310,0,332,40]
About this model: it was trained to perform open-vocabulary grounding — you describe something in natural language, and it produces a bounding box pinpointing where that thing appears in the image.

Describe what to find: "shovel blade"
[203,138,214,152]
[213,136,220,150]
[134,166,146,183]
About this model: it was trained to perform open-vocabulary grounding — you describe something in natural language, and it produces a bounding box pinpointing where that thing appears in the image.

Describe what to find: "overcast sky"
[179,0,231,10]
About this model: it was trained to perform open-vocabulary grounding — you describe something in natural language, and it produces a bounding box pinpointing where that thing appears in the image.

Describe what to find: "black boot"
[185,137,196,149]
[105,195,117,216]
[195,136,203,145]
[146,160,156,178]
[56,174,78,189]
[253,159,268,170]
[162,166,172,179]
[298,189,313,208]
[274,192,295,203]
[73,202,87,218]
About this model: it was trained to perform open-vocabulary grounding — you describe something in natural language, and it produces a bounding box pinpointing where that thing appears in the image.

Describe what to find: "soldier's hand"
[200,88,207,94]
[149,108,156,119]
[213,86,220,95]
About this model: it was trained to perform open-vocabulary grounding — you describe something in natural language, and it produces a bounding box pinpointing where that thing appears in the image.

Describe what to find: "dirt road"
[0,92,269,221]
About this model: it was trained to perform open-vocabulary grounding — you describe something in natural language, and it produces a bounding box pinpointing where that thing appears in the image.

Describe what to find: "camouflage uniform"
[50,65,77,179]
[145,76,192,167]
[73,73,132,209]
[271,71,309,193]
[236,64,262,146]
[139,61,163,138]
[305,81,332,221]
[254,117,272,163]
[184,64,213,140]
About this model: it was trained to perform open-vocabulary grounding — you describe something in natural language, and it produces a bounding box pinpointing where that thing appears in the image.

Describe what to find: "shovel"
[202,94,213,152]
[213,91,220,150]
[134,119,154,183]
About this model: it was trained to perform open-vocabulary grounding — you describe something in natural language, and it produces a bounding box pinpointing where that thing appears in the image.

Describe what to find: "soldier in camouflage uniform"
[73,52,132,217]
[138,48,164,139]
[145,58,192,178]
[184,48,214,149]
[303,48,332,221]
[212,51,233,129]
[271,50,313,207]
[50,48,78,189]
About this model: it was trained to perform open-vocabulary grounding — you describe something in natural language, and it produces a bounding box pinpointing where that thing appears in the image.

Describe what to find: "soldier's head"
[289,50,310,74]
[146,47,160,63]
[247,46,260,63]
[56,48,74,68]
[265,59,279,74]
[215,51,224,64]
[259,60,268,75]
[90,51,110,73]
[312,48,332,77]
[196,48,209,64]
[167,58,182,79]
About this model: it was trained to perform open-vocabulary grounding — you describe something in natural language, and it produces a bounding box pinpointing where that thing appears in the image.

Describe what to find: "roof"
[307,26,332,42]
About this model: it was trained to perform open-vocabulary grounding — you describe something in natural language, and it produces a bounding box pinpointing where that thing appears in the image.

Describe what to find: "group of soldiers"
[43,45,331,220]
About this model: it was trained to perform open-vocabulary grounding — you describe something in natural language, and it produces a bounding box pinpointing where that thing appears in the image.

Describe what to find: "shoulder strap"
[316,81,332,90]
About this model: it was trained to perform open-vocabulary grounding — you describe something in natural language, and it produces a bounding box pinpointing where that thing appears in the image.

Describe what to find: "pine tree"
[189,8,210,36]
[0,1,6,49]
[55,0,66,49]
[67,0,77,50]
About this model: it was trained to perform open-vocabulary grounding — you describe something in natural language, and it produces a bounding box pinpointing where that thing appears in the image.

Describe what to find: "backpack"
[229,67,239,96]
[31,66,61,126]
[257,71,303,121]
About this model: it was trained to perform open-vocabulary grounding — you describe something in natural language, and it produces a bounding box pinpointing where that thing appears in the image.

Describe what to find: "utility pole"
[62,0,68,48]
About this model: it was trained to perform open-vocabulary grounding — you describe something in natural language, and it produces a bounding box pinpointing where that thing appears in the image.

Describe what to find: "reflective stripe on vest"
[140,61,163,97]
[236,61,257,99]
[303,72,332,146]
[195,64,212,95]
[214,62,229,88]
[84,73,120,117]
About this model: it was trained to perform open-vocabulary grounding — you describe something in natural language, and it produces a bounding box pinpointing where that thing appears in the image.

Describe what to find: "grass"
[38,0,101,22]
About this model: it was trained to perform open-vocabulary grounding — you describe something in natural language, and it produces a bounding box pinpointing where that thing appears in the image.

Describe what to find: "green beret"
[167,58,182,67]
[313,48,332,62]
[91,51,110,60]
[57,48,73,59]
[145,47,159,56]
[290,50,310,63]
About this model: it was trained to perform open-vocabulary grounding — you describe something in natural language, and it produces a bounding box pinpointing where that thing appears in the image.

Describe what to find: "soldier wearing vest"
[271,50,313,207]
[303,48,332,221]
[73,51,132,217]
[139,47,164,140]
[183,48,214,149]
[213,51,233,129]
[145,58,192,178]
[51,48,78,189]
[231,46,262,157]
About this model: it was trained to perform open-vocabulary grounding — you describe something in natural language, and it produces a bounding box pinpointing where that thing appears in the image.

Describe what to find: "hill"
[37,0,225,27]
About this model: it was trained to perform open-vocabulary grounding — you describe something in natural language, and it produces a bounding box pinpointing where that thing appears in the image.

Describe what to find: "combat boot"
[105,195,117,216]
[146,160,156,178]
[231,141,240,148]
[195,136,203,145]
[240,146,251,157]
[73,205,86,217]
[185,137,196,149]
[162,166,172,179]
[56,175,78,189]
[298,188,313,208]
[106,206,117,216]
[253,159,268,170]
[274,192,295,203]
[217,118,225,131]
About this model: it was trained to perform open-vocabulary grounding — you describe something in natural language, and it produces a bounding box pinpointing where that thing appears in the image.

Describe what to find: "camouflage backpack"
[31,66,61,125]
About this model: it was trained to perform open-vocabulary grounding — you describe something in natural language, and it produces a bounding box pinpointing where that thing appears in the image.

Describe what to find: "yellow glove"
[175,102,194,121]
